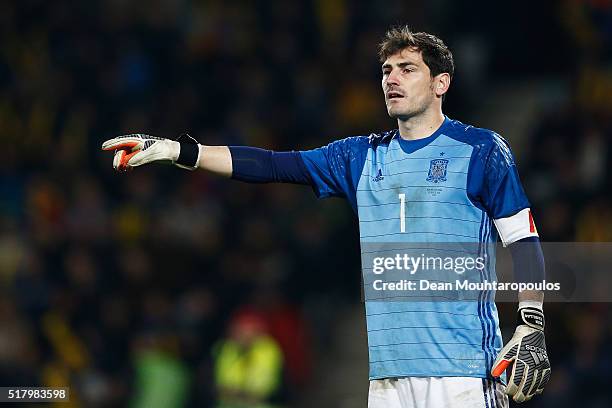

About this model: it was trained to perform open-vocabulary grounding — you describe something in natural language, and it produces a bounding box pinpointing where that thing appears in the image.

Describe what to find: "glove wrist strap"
[517,306,545,331]
[175,133,200,170]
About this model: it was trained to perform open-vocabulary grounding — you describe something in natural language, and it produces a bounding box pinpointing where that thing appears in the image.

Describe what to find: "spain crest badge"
[426,159,448,183]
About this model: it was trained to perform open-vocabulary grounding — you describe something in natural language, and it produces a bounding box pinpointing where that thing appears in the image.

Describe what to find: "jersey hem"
[369,372,495,381]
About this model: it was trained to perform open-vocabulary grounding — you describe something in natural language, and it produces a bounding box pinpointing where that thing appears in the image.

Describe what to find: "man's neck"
[397,110,445,141]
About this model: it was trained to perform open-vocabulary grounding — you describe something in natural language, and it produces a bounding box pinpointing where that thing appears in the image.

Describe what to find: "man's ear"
[434,73,451,97]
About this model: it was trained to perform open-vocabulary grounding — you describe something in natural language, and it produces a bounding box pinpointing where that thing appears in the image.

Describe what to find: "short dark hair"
[379,26,454,80]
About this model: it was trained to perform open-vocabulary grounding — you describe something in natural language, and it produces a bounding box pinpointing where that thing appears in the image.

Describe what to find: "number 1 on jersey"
[398,193,406,232]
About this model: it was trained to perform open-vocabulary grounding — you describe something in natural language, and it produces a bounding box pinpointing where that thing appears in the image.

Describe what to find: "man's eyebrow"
[381,61,418,70]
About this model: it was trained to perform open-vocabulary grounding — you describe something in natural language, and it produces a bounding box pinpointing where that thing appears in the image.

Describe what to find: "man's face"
[381,48,437,120]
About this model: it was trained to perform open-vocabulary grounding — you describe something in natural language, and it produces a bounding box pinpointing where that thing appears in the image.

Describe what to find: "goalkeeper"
[102,26,550,407]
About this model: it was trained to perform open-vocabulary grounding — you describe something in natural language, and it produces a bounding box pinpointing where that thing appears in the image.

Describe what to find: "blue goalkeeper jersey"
[299,116,530,380]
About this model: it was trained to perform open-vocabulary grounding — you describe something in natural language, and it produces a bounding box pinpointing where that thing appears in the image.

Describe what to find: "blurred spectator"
[131,331,190,408]
[213,309,283,408]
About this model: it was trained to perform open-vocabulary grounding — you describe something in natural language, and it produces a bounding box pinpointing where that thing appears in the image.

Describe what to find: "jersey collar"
[396,115,451,154]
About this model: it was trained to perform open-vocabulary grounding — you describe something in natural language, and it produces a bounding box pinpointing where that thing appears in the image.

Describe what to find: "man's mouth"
[387,91,404,100]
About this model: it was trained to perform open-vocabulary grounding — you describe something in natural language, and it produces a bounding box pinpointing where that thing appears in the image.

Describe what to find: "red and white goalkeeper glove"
[101,133,200,171]
[491,306,551,403]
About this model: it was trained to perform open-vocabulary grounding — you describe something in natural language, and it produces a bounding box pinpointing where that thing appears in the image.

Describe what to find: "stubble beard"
[387,81,437,121]
[388,100,428,121]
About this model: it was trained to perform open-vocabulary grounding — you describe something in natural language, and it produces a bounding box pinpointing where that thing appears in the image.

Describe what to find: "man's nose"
[386,69,400,86]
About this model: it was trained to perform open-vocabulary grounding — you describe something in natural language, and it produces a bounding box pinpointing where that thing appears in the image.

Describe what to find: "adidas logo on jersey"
[372,169,384,182]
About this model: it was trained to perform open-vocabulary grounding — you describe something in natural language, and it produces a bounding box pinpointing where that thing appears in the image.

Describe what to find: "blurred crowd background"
[0,0,610,407]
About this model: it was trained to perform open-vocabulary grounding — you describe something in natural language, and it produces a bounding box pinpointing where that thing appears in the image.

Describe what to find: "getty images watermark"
[370,253,560,293]
[358,242,612,303]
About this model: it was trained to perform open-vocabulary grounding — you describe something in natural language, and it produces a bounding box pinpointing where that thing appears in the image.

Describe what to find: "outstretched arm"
[101,133,312,184]
[102,132,364,207]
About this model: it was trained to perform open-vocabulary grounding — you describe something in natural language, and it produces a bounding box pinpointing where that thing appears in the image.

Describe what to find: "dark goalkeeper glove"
[491,306,550,402]
[101,133,200,171]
